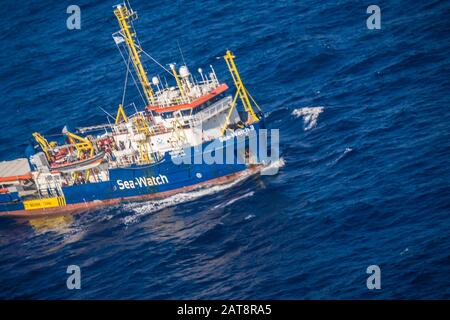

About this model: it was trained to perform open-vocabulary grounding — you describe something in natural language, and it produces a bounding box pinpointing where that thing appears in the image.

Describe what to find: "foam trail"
[122,172,255,225]
[329,147,353,166]
[292,107,324,131]
[213,191,255,209]
[260,157,285,176]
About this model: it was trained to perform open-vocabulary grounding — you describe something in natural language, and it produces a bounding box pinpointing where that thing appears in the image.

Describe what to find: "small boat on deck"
[50,152,105,173]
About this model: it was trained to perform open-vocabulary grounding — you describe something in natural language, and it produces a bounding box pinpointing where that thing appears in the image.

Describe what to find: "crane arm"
[64,131,95,159]
[32,132,56,160]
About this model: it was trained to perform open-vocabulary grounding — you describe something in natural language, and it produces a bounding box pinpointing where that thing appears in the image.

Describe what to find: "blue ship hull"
[0,123,267,217]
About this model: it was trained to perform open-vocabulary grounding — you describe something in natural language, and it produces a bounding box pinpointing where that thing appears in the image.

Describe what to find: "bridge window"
[193,93,226,114]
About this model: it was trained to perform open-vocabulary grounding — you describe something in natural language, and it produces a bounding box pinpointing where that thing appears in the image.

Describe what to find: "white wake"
[122,170,257,225]
[213,191,255,210]
[328,147,353,166]
[260,157,286,176]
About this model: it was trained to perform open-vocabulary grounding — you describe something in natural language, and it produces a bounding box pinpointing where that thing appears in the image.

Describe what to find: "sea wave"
[213,191,255,209]
[292,107,324,131]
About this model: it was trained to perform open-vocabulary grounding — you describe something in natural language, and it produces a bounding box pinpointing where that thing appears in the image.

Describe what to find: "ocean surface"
[0,0,449,299]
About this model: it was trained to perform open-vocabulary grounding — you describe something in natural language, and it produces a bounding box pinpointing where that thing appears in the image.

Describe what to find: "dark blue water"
[0,0,449,299]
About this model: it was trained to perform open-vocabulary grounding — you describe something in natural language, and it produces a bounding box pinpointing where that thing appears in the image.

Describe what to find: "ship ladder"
[170,113,188,150]
[133,114,152,164]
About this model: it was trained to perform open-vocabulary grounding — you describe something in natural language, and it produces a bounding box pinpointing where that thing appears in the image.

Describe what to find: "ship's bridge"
[147,65,228,113]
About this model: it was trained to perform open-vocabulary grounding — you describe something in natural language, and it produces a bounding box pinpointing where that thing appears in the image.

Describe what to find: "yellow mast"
[170,64,187,102]
[224,50,259,123]
[114,3,155,105]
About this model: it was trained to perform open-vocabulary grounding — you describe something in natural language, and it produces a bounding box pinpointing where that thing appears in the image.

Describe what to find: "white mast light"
[179,66,190,78]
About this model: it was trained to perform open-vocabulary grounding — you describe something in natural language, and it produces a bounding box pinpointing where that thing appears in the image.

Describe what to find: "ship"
[0,2,274,218]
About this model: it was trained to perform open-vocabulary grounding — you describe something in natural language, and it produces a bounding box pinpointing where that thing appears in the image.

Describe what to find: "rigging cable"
[177,40,187,66]
[114,39,147,106]
[137,45,175,78]
[121,53,131,107]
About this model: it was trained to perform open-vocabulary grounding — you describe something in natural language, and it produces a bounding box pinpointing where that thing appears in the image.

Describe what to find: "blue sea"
[0,0,449,299]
